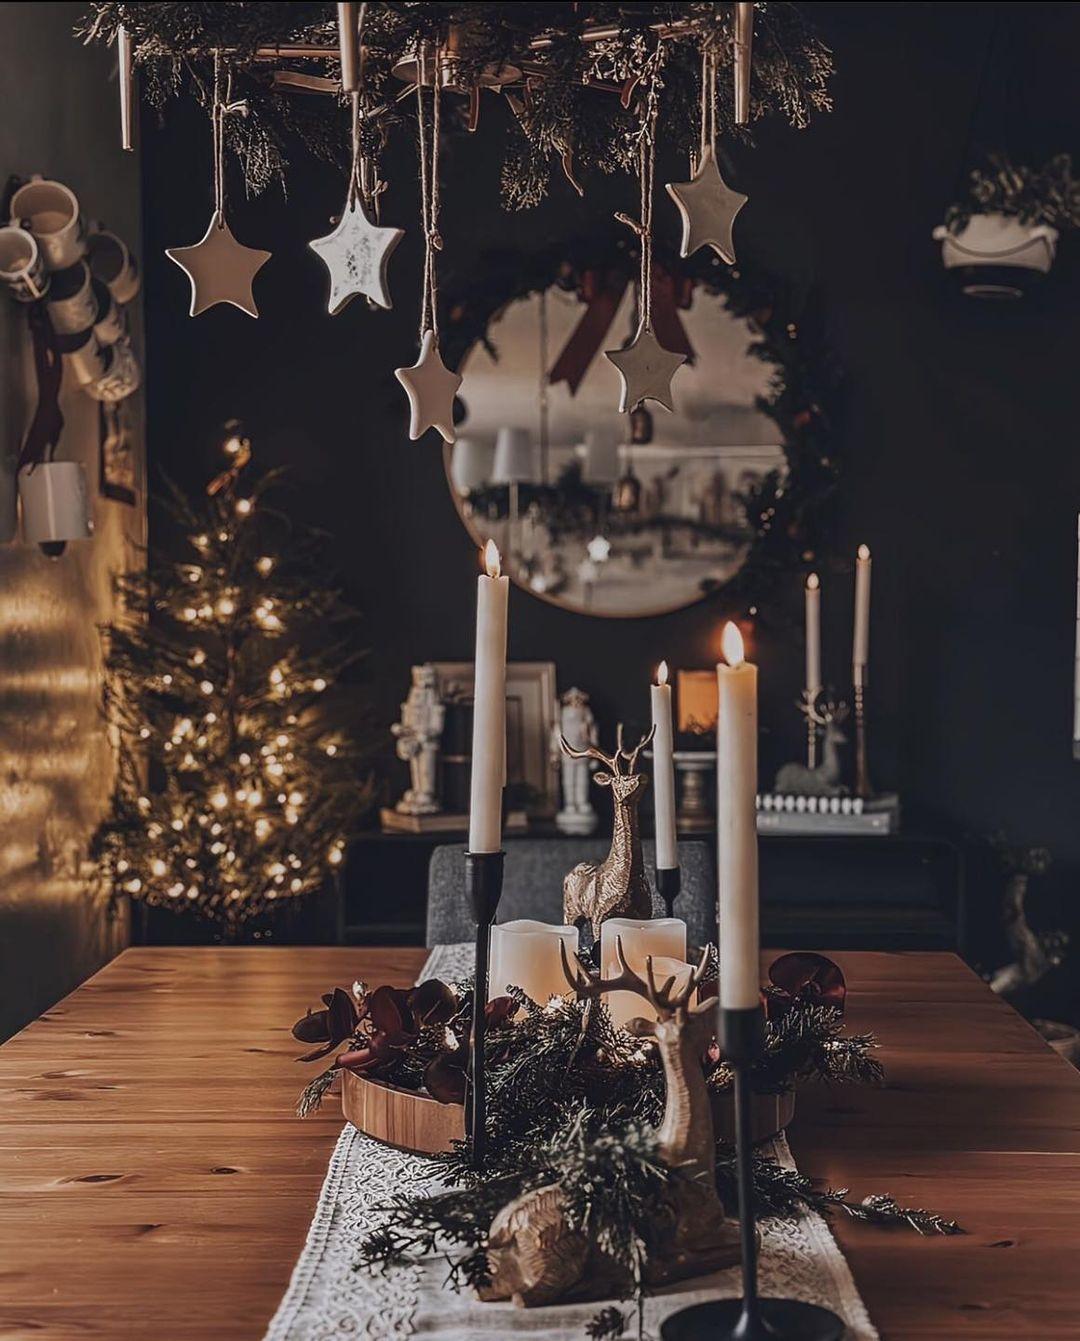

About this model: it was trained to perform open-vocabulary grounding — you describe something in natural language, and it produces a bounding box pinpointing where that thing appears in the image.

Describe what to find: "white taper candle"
[651,661,677,870]
[853,544,871,686]
[468,541,509,853]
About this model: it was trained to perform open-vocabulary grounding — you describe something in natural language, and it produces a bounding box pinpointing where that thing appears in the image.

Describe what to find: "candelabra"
[660,1007,844,1341]
[464,849,504,1169]
[655,863,682,920]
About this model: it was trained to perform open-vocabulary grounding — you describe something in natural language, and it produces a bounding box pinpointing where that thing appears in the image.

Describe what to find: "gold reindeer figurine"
[559,723,656,939]
[478,940,741,1308]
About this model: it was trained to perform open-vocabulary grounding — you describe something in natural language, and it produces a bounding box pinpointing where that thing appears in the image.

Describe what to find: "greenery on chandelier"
[94,429,373,933]
[81,3,833,203]
[946,152,1080,233]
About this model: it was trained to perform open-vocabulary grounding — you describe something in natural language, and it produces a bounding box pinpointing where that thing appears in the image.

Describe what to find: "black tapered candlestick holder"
[660,1007,844,1341]
[655,864,682,919]
[464,849,504,1170]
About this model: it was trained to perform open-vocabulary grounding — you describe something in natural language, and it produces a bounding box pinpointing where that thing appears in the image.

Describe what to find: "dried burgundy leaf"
[424,1050,468,1104]
[408,979,458,1026]
[367,985,418,1043]
[484,995,516,1028]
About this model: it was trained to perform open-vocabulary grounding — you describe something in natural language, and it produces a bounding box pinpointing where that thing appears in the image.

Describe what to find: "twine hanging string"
[210,51,248,228]
[698,42,718,170]
[415,43,443,341]
[616,42,664,335]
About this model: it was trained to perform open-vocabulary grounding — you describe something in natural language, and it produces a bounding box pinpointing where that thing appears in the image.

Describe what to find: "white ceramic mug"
[0,225,48,301]
[87,229,139,304]
[19,461,92,545]
[56,327,108,386]
[10,179,86,271]
[46,260,96,334]
[86,340,140,403]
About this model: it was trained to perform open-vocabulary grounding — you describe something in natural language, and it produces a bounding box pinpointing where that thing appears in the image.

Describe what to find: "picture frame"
[433,660,558,818]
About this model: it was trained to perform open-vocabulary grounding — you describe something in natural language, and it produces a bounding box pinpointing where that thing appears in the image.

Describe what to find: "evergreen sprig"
[946,153,1080,233]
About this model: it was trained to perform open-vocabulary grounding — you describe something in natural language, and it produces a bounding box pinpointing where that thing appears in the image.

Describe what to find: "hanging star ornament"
[166,212,271,318]
[605,322,687,413]
[308,200,404,314]
[665,146,748,265]
[395,330,462,443]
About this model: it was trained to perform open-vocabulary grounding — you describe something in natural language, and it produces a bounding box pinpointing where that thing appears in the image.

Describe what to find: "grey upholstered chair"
[426,839,716,947]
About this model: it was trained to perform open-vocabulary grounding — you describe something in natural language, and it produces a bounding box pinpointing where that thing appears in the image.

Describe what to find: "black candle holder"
[660,1007,845,1341]
[464,849,504,1170]
[655,864,682,919]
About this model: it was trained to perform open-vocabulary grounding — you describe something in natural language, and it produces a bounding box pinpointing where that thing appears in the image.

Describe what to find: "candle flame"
[483,539,501,578]
[858,543,871,561]
[806,572,819,591]
[721,621,745,667]
[657,660,669,686]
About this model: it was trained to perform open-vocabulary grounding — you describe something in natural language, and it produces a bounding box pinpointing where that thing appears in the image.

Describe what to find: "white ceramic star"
[394,330,462,444]
[308,200,404,314]
[665,146,748,265]
[165,211,271,318]
[604,321,687,413]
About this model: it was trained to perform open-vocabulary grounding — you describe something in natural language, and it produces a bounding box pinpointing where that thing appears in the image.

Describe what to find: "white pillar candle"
[601,916,687,1027]
[468,541,509,853]
[853,544,871,687]
[805,573,821,697]
[716,622,760,1011]
[650,661,677,870]
[489,919,579,1005]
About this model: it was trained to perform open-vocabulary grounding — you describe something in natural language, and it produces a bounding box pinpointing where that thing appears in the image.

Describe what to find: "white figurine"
[551,687,599,835]
[392,664,445,816]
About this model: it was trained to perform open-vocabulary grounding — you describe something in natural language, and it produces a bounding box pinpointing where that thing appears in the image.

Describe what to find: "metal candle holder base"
[660,1007,844,1341]
[464,849,504,1170]
[655,864,682,919]
[853,680,871,800]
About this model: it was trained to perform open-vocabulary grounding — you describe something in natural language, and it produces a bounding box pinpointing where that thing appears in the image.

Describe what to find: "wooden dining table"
[1,945,1079,1339]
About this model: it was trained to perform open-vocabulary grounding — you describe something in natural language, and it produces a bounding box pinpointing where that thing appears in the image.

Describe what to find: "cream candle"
[805,573,821,698]
[716,622,759,1011]
[651,661,677,871]
[468,541,509,853]
[489,919,579,1005]
[600,916,687,1026]
[853,544,871,687]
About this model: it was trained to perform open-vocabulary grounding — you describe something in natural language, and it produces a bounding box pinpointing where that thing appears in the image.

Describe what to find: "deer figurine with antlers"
[559,723,656,940]
[478,939,740,1307]
[774,697,851,797]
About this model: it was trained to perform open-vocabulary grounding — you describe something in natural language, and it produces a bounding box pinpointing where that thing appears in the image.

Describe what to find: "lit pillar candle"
[853,544,871,687]
[805,573,821,698]
[716,622,759,1010]
[489,919,579,1005]
[601,916,687,1026]
[468,541,509,853]
[651,660,677,870]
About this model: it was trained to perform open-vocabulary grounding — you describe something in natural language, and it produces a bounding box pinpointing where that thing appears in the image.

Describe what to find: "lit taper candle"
[650,660,677,871]
[805,573,821,698]
[853,544,871,686]
[468,541,509,853]
[716,622,759,1010]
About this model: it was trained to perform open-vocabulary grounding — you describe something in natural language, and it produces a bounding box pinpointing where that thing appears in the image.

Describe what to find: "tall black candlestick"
[464,849,504,1170]
[655,864,682,920]
[660,1007,844,1341]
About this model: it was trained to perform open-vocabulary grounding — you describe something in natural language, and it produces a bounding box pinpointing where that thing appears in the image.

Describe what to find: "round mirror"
[442,244,836,618]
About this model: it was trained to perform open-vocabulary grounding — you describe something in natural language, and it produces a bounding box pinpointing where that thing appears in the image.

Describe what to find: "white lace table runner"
[264,945,878,1341]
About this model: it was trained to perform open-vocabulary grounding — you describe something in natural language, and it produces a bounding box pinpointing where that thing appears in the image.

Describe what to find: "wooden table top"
[1,947,1079,1340]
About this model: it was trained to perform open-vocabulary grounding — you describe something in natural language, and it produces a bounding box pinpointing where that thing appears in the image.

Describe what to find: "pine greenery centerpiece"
[94,425,372,935]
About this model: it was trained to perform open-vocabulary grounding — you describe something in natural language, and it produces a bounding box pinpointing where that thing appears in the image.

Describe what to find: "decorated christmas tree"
[95,424,371,935]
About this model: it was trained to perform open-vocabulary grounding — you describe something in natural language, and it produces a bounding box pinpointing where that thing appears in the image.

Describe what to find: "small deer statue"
[559,723,656,939]
[478,940,740,1308]
[774,698,850,797]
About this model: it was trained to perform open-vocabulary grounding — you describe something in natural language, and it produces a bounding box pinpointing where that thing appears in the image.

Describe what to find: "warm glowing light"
[657,659,669,687]
[721,622,745,668]
[211,791,229,810]
[269,667,284,685]
[483,539,501,578]
[312,678,327,692]
[181,607,198,622]
[328,845,343,865]
[256,556,274,576]
[858,544,870,561]
[217,597,235,617]
[235,497,253,516]
[191,648,206,666]
[151,859,167,877]
[806,573,819,591]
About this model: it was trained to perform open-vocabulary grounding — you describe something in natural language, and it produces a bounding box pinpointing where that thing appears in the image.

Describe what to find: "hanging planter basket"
[933,211,1059,299]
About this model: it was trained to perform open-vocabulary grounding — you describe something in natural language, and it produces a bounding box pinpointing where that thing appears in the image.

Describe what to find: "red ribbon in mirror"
[765,951,846,1021]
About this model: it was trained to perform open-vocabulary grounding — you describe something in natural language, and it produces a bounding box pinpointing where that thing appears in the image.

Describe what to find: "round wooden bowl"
[342,1070,795,1157]
[341,1070,465,1155]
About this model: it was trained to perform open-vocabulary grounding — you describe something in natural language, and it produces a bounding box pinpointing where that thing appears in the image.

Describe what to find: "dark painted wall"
[138,3,1080,937]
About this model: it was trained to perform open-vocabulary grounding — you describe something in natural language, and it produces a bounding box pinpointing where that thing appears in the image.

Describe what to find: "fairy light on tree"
[95,422,372,935]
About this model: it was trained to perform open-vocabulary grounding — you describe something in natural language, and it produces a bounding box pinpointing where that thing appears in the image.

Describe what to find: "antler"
[802,696,848,728]
[558,734,620,772]
[560,937,710,1018]
[617,722,657,774]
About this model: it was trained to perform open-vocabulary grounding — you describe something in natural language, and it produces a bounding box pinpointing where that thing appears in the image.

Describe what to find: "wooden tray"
[342,1071,795,1157]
